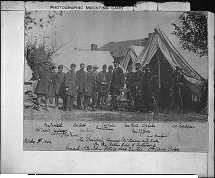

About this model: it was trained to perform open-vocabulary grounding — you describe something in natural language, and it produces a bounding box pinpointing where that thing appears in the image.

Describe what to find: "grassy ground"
[24,101,208,123]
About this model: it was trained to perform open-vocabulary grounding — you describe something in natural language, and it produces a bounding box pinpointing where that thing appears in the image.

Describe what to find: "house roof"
[97,38,148,58]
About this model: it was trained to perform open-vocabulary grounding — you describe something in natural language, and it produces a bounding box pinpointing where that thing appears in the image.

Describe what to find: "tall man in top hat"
[110,59,125,111]
[76,63,86,109]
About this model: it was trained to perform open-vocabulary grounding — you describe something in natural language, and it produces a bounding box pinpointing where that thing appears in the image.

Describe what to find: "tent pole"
[158,48,161,89]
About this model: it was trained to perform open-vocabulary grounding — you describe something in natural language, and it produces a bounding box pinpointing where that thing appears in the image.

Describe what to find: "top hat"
[113,58,120,64]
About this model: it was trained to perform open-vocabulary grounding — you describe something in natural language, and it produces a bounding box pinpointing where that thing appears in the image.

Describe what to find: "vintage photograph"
[23,11,209,151]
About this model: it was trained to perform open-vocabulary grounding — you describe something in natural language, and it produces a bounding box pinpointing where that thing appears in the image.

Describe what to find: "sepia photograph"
[23,10,209,152]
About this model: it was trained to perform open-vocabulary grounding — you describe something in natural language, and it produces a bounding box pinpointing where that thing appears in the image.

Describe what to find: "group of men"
[32,60,124,111]
[32,59,187,113]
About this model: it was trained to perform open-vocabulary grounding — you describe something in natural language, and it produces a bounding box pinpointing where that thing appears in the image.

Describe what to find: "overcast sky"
[31,11,208,78]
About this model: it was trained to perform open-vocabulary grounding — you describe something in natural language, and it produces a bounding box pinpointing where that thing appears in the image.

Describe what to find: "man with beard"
[110,60,125,111]
[34,61,51,111]
[125,65,135,109]
[84,65,97,111]
[54,65,66,110]
[96,64,108,108]
[76,63,86,109]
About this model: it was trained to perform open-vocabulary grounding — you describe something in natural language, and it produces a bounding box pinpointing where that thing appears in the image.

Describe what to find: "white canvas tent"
[24,58,33,82]
[120,45,144,70]
[52,51,114,73]
[135,26,206,98]
[24,58,34,93]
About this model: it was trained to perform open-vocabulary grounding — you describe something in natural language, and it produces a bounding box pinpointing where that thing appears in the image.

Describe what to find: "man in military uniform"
[76,63,86,109]
[107,65,113,106]
[92,65,99,108]
[54,65,66,110]
[125,65,135,109]
[110,60,125,111]
[48,65,56,107]
[84,65,97,111]
[34,61,51,111]
[134,63,145,112]
[142,64,154,112]
[96,64,109,108]
[65,63,78,111]
[171,66,186,113]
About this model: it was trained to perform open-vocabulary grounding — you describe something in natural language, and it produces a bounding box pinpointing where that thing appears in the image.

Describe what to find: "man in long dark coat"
[96,64,109,108]
[92,65,99,108]
[54,65,66,110]
[171,66,186,113]
[84,65,97,111]
[47,65,56,107]
[134,63,145,112]
[76,63,86,109]
[65,63,78,111]
[125,65,135,109]
[34,61,51,111]
[110,60,125,110]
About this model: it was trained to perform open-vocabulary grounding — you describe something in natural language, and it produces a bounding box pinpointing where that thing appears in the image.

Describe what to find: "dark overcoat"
[85,72,96,97]
[65,70,78,96]
[96,71,109,95]
[110,66,125,96]
[47,71,56,97]
[76,69,86,93]
[126,71,135,89]
[54,72,66,95]
[35,68,51,95]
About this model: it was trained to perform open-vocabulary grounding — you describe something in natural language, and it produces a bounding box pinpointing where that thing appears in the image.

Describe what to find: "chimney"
[91,44,97,51]
[148,33,153,39]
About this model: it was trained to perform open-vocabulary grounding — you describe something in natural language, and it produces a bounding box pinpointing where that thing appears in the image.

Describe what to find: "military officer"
[134,63,145,112]
[65,63,78,111]
[54,65,66,110]
[125,65,135,108]
[84,65,97,111]
[76,63,86,109]
[34,61,51,111]
[96,64,109,108]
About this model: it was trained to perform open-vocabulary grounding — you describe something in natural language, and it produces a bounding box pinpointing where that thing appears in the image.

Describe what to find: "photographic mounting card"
[1,1,214,176]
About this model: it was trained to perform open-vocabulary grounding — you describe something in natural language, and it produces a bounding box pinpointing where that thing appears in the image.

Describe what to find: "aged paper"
[1,1,214,176]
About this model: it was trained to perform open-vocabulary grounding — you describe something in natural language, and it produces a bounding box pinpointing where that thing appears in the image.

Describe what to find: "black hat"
[58,65,63,69]
[113,58,120,64]
[108,65,113,69]
[102,64,107,68]
[87,65,93,70]
[70,63,76,68]
[80,63,85,67]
